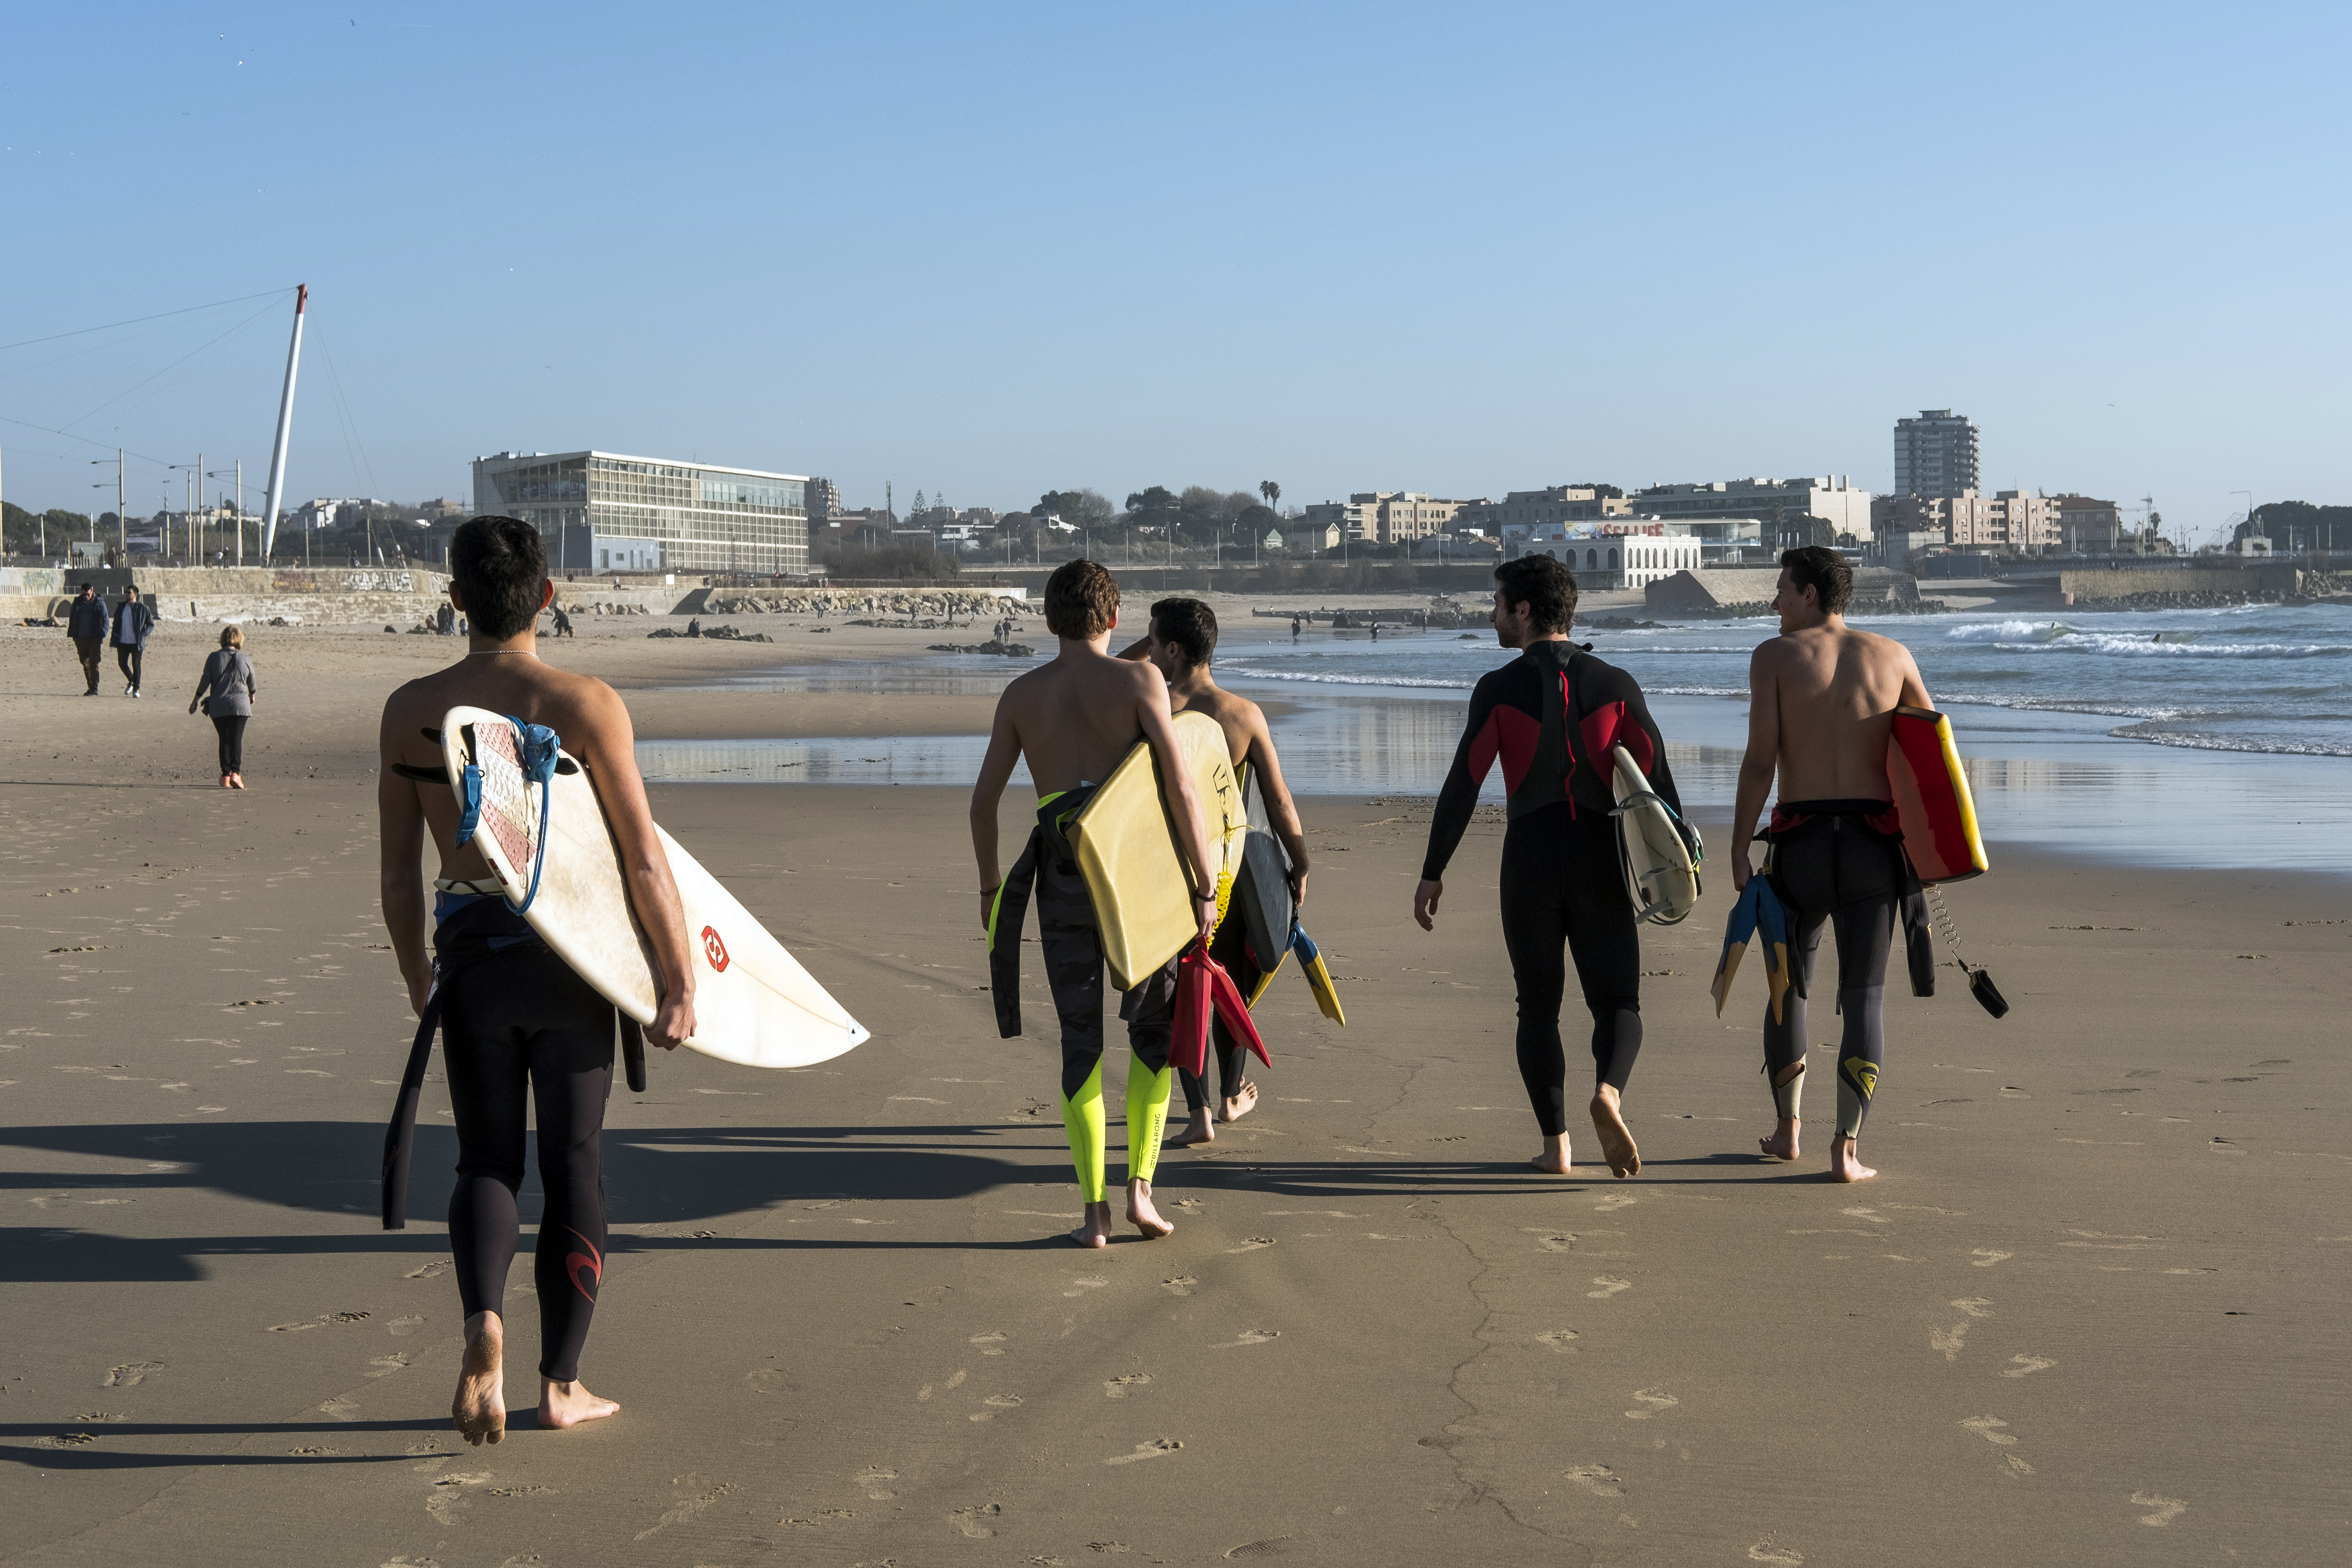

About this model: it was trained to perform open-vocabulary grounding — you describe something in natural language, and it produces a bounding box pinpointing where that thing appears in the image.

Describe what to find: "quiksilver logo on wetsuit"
[702,925,730,972]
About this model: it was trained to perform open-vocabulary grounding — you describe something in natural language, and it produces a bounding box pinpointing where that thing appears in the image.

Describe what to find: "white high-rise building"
[471,450,808,575]
[1893,409,1980,497]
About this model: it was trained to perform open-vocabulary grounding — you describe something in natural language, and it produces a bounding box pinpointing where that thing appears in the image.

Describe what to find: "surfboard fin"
[1289,922,1347,1027]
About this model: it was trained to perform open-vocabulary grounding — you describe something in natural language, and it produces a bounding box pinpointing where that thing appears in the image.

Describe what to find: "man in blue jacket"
[66,584,108,696]
[109,586,157,697]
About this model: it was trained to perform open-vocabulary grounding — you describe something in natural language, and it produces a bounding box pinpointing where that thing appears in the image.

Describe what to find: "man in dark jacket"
[66,584,108,695]
[110,586,157,697]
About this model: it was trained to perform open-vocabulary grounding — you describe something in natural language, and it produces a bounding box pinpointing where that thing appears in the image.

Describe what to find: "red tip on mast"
[295,283,308,314]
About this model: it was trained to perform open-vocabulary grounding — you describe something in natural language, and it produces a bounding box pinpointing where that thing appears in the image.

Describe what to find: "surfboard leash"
[1923,882,2010,1019]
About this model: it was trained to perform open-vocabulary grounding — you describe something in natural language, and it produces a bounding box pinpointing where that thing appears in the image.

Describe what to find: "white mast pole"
[235,458,243,564]
[259,285,308,561]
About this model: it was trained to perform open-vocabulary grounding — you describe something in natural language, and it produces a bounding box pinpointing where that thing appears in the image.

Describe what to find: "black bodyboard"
[1231,763,1294,978]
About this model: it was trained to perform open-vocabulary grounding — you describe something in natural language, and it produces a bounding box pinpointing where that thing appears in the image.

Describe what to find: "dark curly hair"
[1780,545,1853,614]
[1493,554,1578,633]
[449,516,549,639]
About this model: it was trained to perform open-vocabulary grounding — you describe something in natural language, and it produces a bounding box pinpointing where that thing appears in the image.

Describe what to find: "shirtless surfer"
[972,561,1220,1247]
[1118,598,1311,1145]
[377,516,698,1444]
[1730,546,1932,1183]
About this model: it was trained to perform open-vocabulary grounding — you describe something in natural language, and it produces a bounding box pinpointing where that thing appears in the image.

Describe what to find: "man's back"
[1760,623,1926,801]
[997,651,1165,797]
[1167,680,1266,775]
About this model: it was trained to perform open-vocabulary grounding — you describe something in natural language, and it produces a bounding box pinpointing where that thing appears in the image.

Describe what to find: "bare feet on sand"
[539,1377,620,1430]
[1528,1131,1573,1175]
[1759,1117,1801,1161]
[1589,1085,1639,1177]
[1165,1112,1216,1148]
[1828,1134,1877,1183]
[1221,1078,1258,1125]
[1071,1200,1115,1247]
[1127,1177,1173,1239]
[452,1313,506,1447]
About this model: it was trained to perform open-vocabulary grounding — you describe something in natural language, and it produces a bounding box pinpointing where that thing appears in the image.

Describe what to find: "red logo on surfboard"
[702,925,730,971]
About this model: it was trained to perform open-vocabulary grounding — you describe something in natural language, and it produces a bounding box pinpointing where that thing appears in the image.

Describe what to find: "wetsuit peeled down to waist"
[381,891,616,1384]
[1421,641,1680,1136]
[988,789,1180,1200]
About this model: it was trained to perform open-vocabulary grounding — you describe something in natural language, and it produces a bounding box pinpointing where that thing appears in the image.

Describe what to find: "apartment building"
[1631,476,1873,542]
[1872,490,2061,552]
[1454,486,1631,535]
[1298,492,1471,546]
[1894,409,1980,497]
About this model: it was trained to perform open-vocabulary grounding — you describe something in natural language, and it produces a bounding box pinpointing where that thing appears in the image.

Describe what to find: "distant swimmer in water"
[1415,556,1682,1178]
[1730,546,1932,1183]
[972,561,1220,1246]
[377,517,700,1443]
[1119,598,1311,1145]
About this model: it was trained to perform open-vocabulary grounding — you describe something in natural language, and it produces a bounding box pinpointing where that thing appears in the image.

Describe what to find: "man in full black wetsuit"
[1413,556,1680,1178]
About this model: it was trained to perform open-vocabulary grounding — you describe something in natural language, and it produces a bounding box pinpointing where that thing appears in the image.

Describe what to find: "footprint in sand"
[1064,1277,1109,1297]
[103,1361,164,1388]
[1960,1415,2017,1446]
[950,1502,1003,1538]
[1537,1330,1581,1353]
[1587,1277,1632,1299]
[1224,1238,1276,1254]
[386,1316,425,1337]
[945,1370,968,1389]
[1951,1297,1995,1318]
[1747,1544,1803,1564]
[1524,1228,1576,1252]
[1162,1276,1197,1296]
[854,1466,898,1500]
[406,1260,452,1280]
[319,1397,360,1421]
[1592,1196,1636,1213]
[970,1332,1007,1354]
[970,1395,1023,1422]
[2131,1491,2187,1527]
[1971,1250,2012,1268]
[1103,1438,1182,1466]
[1931,1323,1971,1360]
[1624,1388,1678,1420]
[1104,1374,1152,1399]
[1564,1463,1625,1496]
[1215,1330,1279,1349]
[366,1354,416,1379]
[2003,1355,2057,1378]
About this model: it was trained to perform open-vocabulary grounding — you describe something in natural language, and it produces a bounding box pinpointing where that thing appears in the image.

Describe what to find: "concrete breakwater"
[6,565,453,626]
[698,587,1030,619]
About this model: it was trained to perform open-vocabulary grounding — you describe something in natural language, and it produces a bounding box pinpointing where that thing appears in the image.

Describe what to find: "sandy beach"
[2,613,2345,1566]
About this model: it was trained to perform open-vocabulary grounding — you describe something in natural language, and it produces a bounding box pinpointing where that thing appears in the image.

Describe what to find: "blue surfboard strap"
[504,715,562,917]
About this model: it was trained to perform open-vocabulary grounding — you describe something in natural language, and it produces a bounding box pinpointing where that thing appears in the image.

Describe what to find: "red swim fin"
[1172,947,1212,1078]
[1205,952,1272,1069]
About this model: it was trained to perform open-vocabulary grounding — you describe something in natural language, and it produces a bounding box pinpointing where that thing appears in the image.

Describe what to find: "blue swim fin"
[1289,921,1348,1027]
[1711,879,1793,1024]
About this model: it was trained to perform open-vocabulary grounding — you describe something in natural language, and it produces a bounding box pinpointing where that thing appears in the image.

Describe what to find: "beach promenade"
[1,617,2343,1566]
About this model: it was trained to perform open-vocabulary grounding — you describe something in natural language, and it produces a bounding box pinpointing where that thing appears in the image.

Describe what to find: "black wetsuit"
[435,896,615,1383]
[1764,801,1906,1137]
[1421,641,1680,1136]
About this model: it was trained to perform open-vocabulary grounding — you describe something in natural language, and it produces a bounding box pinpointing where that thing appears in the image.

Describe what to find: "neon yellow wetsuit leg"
[1125,1050,1172,1184]
[1060,1058,1107,1202]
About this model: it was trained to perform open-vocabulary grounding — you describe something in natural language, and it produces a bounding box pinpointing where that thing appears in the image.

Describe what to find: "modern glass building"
[470,451,809,575]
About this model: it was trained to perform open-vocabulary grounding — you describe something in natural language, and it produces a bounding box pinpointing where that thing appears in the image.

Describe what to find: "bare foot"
[539,1377,619,1430]
[452,1312,505,1447]
[1164,1111,1216,1148]
[1828,1135,1877,1183]
[1220,1078,1259,1125]
[1528,1131,1572,1175]
[1070,1200,1114,1248]
[1127,1178,1174,1239]
[1759,1116,1801,1161]
[1588,1085,1640,1177]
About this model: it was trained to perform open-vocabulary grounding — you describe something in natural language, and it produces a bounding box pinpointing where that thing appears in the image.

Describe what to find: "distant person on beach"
[551,603,574,638]
[375,515,699,1443]
[66,583,107,694]
[1730,547,1931,1184]
[685,616,702,638]
[1118,597,1311,1146]
[1414,556,1680,1178]
[110,586,156,697]
[1291,616,1301,639]
[971,561,1219,1247]
[188,626,257,788]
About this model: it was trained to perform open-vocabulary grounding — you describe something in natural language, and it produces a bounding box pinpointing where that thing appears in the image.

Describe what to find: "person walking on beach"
[972,561,1220,1247]
[1413,556,1681,1178]
[66,583,107,695]
[1118,597,1311,1146]
[110,585,156,697]
[188,627,258,789]
[376,515,699,1444]
[550,602,574,638]
[1730,547,1931,1184]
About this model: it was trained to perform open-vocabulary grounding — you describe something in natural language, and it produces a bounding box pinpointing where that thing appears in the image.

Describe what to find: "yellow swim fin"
[1290,923,1347,1027]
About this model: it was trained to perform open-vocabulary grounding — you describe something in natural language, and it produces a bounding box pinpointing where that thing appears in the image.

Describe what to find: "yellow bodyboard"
[1071,710,1244,991]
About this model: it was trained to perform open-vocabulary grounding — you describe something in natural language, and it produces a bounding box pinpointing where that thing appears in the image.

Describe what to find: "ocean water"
[639,605,2352,870]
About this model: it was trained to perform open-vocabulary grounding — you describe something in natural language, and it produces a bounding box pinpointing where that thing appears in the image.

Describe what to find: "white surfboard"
[1608,743,1702,926]
[439,705,868,1068]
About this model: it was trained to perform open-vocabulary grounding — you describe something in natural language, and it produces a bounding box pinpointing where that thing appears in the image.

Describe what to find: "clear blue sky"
[4,2,2345,545]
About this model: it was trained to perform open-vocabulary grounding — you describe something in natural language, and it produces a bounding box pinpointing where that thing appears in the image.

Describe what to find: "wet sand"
[1,620,2346,1565]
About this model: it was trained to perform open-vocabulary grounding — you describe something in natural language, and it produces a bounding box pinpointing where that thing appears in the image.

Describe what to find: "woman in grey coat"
[189,626,258,789]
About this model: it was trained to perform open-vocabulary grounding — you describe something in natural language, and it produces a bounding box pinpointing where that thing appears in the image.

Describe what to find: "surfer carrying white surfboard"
[1118,597,1312,1146]
[1730,546,1933,1183]
[377,515,700,1444]
[1414,556,1683,1180]
[973,561,1222,1248]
